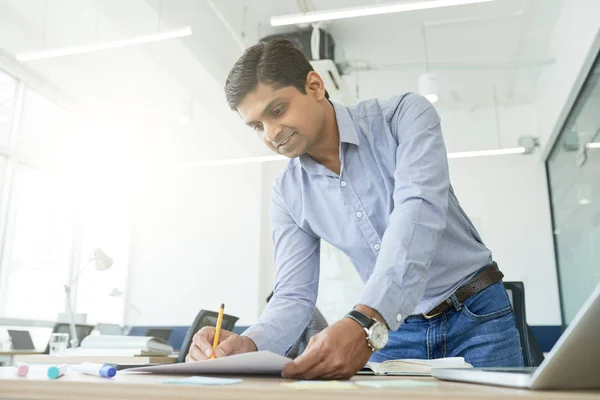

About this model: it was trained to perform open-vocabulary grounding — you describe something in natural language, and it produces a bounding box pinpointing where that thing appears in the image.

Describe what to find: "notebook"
[361,357,473,376]
[64,335,174,357]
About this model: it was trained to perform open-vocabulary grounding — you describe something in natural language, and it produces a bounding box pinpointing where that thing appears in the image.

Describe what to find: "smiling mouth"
[278,133,296,148]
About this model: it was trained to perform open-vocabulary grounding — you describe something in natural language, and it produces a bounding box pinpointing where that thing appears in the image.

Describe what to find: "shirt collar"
[299,101,359,175]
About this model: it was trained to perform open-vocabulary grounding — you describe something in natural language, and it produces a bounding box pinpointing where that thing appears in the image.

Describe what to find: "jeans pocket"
[461,282,513,322]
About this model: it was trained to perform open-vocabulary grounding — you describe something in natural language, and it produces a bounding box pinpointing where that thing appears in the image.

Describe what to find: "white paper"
[126,351,292,375]
[80,335,173,353]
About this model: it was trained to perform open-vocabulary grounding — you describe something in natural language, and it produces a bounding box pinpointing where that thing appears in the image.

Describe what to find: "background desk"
[0,351,43,366]
[0,367,598,400]
[13,354,176,365]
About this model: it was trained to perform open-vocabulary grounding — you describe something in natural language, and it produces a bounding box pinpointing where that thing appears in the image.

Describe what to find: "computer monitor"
[7,330,35,350]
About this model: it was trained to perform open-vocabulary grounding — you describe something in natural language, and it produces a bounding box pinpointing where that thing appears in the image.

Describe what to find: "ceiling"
[0,0,566,162]
[214,0,564,107]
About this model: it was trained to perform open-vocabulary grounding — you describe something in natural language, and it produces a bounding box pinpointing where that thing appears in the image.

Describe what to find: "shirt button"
[340,181,347,187]
[356,211,363,218]
[373,243,381,250]
[396,313,402,322]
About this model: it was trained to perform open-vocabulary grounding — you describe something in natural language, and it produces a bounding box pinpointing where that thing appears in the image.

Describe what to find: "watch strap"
[345,310,376,330]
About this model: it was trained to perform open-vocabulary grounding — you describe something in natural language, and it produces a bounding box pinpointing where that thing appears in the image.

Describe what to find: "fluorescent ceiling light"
[270,0,493,26]
[446,147,526,159]
[181,146,531,167]
[17,26,192,61]
[586,142,600,149]
[179,155,287,168]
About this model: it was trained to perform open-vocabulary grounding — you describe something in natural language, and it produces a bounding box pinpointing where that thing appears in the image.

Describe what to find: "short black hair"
[224,39,329,111]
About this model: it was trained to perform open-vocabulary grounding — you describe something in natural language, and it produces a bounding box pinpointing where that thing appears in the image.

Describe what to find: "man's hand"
[281,317,372,380]
[185,327,257,362]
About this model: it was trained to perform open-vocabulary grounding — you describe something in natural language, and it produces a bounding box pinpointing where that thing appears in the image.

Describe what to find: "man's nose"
[264,123,282,143]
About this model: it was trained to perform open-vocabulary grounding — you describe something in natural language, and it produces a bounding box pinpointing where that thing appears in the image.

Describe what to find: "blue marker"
[47,364,67,379]
[73,362,116,378]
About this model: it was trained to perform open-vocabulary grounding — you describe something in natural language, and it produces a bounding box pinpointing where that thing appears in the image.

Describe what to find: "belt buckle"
[423,298,452,319]
[423,310,442,320]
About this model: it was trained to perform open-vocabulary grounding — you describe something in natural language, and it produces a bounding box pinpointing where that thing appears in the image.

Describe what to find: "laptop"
[432,282,600,390]
[7,330,36,351]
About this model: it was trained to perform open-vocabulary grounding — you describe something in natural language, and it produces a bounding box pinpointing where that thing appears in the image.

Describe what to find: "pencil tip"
[221,302,225,309]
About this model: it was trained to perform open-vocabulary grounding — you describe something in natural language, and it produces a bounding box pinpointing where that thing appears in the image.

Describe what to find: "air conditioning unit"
[311,59,356,105]
[260,28,356,105]
[260,28,335,61]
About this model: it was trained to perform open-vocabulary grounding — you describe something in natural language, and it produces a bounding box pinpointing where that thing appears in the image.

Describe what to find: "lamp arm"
[63,257,94,348]
[63,285,79,348]
[66,257,94,288]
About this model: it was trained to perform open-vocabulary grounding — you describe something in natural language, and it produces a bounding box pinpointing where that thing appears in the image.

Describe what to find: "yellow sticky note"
[281,380,357,390]
[354,379,437,388]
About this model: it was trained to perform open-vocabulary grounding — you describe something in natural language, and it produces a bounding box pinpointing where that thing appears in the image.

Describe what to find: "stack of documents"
[65,335,174,357]
[128,351,292,375]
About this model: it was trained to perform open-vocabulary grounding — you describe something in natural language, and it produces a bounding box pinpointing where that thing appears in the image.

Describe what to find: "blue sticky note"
[163,376,243,386]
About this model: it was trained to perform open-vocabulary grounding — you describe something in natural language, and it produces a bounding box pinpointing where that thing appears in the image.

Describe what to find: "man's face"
[237,82,324,159]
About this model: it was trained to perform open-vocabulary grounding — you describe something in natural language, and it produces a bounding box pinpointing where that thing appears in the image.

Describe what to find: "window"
[0,71,16,148]
[0,70,131,324]
[16,87,70,168]
[547,52,600,325]
[0,156,6,203]
[1,165,74,319]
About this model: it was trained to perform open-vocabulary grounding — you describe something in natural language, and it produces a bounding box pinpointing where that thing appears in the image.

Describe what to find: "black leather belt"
[423,262,504,319]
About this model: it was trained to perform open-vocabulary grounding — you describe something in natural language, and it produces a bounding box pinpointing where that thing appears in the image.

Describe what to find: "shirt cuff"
[241,325,289,356]
[358,277,415,331]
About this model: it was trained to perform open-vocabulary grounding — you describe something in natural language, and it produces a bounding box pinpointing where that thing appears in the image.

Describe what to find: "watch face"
[369,322,389,351]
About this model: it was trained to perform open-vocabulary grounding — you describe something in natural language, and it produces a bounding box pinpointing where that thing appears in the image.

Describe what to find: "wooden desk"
[13,354,176,365]
[0,367,598,400]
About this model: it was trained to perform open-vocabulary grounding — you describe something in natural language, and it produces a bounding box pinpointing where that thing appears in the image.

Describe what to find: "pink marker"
[15,362,29,377]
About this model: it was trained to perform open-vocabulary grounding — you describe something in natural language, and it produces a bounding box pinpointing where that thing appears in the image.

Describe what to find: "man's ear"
[305,71,326,100]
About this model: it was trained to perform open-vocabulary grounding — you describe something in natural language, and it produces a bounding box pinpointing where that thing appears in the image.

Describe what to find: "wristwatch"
[345,310,389,352]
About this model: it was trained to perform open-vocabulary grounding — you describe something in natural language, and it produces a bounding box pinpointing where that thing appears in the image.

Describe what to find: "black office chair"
[503,281,545,367]
[43,323,95,354]
[177,309,239,363]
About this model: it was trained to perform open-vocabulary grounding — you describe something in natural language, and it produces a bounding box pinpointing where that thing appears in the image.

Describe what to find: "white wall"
[447,156,560,325]
[440,105,561,325]
[126,164,262,327]
[537,0,600,158]
[258,103,561,326]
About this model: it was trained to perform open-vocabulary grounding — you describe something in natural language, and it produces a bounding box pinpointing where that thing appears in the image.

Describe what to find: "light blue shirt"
[242,93,492,355]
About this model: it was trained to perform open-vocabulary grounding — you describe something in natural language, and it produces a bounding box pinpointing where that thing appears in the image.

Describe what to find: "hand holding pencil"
[185,303,258,362]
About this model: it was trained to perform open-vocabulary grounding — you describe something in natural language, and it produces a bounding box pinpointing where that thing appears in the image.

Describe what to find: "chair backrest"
[177,310,239,363]
[503,281,545,367]
[43,323,95,354]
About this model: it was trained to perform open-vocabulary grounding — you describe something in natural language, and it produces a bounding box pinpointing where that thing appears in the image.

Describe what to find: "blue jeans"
[370,280,525,367]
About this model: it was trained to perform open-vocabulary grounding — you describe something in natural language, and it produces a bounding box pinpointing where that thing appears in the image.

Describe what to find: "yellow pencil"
[210,303,225,359]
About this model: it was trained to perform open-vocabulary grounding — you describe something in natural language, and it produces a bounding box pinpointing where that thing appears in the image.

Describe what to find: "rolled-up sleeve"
[242,183,321,355]
[359,94,450,330]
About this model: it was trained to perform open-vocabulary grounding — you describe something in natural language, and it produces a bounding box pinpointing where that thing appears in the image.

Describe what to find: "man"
[186,39,524,379]
[266,290,328,359]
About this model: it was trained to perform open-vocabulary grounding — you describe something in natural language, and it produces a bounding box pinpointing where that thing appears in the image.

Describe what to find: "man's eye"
[253,124,263,131]
[273,107,284,116]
